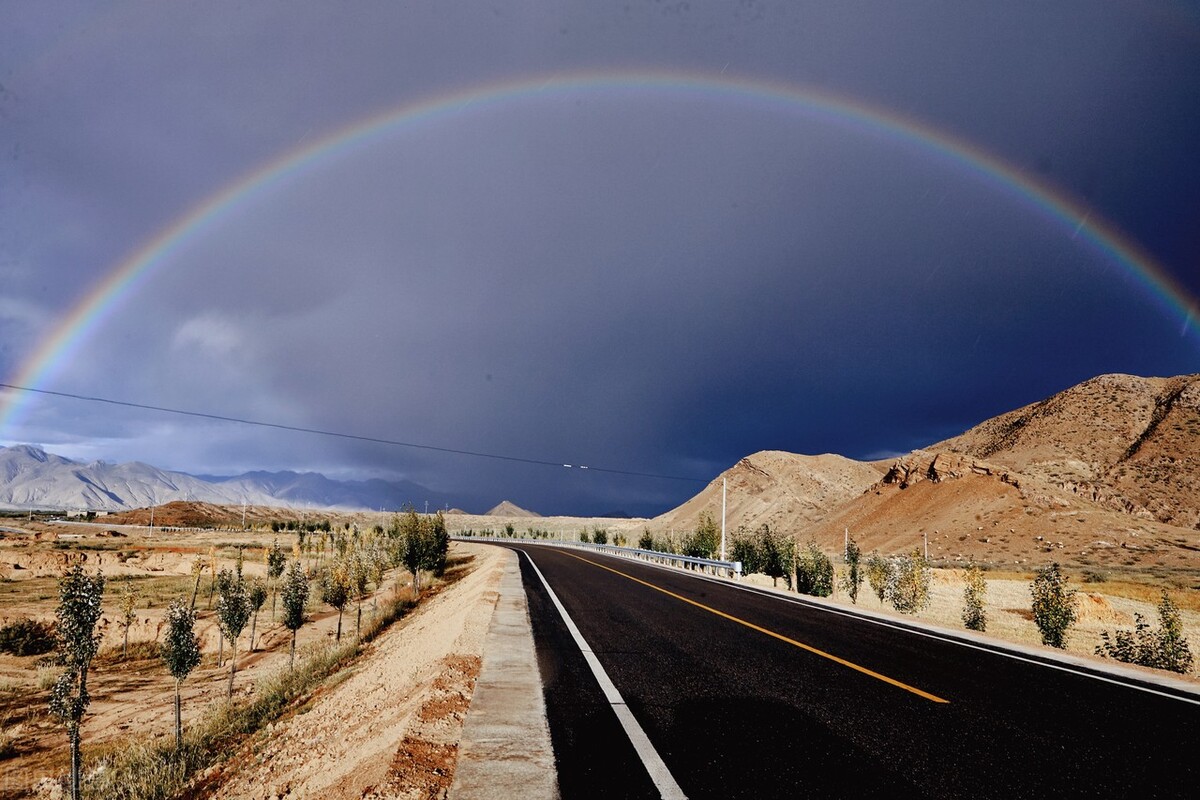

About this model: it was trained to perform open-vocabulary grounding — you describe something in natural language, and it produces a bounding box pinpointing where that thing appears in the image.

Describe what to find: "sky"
[1,2,1198,516]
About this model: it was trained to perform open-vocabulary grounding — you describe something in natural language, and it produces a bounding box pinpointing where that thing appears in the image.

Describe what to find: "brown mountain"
[486,500,541,518]
[652,450,884,533]
[658,374,1200,571]
[931,373,1200,530]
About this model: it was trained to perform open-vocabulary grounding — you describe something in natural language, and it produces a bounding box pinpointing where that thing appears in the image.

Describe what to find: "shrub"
[592,527,609,545]
[962,563,987,632]
[886,551,931,614]
[638,530,654,550]
[1030,563,1076,648]
[0,618,56,657]
[795,541,834,597]
[865,552,889,603]
[1096,591,1194,674]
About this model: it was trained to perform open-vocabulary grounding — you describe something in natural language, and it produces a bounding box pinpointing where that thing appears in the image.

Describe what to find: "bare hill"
[486,500,541,518]
[932,373,1200,530]
[652,451,884,533]
[652,374,1200,572]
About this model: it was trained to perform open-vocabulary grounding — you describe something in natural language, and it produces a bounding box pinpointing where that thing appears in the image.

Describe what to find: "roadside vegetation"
[1,509,457,799]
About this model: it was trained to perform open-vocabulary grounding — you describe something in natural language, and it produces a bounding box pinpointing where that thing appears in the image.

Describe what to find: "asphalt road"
[509,544,1199,799]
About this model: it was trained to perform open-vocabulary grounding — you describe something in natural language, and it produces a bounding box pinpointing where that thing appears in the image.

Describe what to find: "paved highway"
[508,543,1198,799]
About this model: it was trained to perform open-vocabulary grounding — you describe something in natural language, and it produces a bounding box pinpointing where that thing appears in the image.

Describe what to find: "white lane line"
[517,548,687,800]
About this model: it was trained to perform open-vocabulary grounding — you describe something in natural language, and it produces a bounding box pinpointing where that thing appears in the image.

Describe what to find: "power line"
[0,381,706,483]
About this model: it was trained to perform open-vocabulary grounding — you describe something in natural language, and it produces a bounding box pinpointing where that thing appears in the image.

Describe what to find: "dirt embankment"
[207,543,504,800]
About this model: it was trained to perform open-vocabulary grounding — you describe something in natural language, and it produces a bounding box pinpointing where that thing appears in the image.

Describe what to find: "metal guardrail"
[451,535,742,580]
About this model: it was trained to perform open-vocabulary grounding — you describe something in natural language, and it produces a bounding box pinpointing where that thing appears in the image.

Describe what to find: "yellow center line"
[561,551,949,704]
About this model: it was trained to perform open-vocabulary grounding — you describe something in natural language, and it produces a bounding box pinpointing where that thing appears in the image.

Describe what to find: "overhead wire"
[0,382,707,483]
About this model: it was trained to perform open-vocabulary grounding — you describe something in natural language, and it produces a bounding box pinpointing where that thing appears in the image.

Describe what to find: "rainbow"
[3,69,1197,434]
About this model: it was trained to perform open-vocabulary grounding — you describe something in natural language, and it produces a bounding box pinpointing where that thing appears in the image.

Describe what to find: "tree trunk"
[227,639,236,699]
[250,609,258,652]
[290,630,296,669]
[123,625,129,659]
[271,587,277,620]
[356,602,362,639]
[190,572,202,611]
[175,679,183,750]
[336,608,343,642]
[217,631,224,667]
[70,725,81,800]
[412,569,420,598]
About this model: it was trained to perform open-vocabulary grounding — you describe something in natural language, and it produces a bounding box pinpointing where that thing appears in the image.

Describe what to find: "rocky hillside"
[656,374,1200,571]
[932,373,1200,530]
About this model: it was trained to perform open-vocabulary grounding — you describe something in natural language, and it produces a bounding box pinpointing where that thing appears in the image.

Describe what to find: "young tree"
[49,564,105,800]
[731,529,762,577]
[281,560,309,669]
[160,598,201,749]
[429,512,450,576]
[758,525,794,589]
[247,577,267,652]
[886,551,931,614]
[266,539,287,620]
[214,567,234,667]
[206,547,218,609]
[188,557,205,611]
[865,552,889,604]
[1031,563,1077,648]
[683,513,719,559]
[320,560,352,642]
[592,527,609,545]
[638,530,654,551]
[216,568,251,698]
[796,541,834,597]
[368,543,388,615]
[117,576,139,658]
[962,563,987,632]
[579,528,591,544]
[839,536,864,604]
[350,552,371,638]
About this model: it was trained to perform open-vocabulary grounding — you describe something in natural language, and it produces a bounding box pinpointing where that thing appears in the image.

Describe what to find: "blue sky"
[2,2,1198,515]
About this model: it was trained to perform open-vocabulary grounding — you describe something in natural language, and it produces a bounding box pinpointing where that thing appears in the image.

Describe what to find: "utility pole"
[241,501,247,530]
[719,477,727,561]
[149,504,154,532]
[923,531,928,561]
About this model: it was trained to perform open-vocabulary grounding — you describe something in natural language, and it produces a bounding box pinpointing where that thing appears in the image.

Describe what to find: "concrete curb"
[449,549,560,800]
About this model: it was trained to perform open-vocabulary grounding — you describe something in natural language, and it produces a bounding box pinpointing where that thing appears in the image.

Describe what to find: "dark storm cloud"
[2,2,1198,515]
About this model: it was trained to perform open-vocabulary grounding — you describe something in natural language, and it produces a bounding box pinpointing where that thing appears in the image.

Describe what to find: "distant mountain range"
[0,444,466,513]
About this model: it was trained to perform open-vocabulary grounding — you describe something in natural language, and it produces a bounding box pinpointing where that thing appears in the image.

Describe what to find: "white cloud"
[171,313,253,363]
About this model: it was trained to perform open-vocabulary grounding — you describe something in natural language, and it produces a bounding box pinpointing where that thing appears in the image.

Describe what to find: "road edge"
[448,548,560,800]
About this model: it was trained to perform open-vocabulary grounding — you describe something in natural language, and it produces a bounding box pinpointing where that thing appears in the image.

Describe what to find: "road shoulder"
[449,547,559,800]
